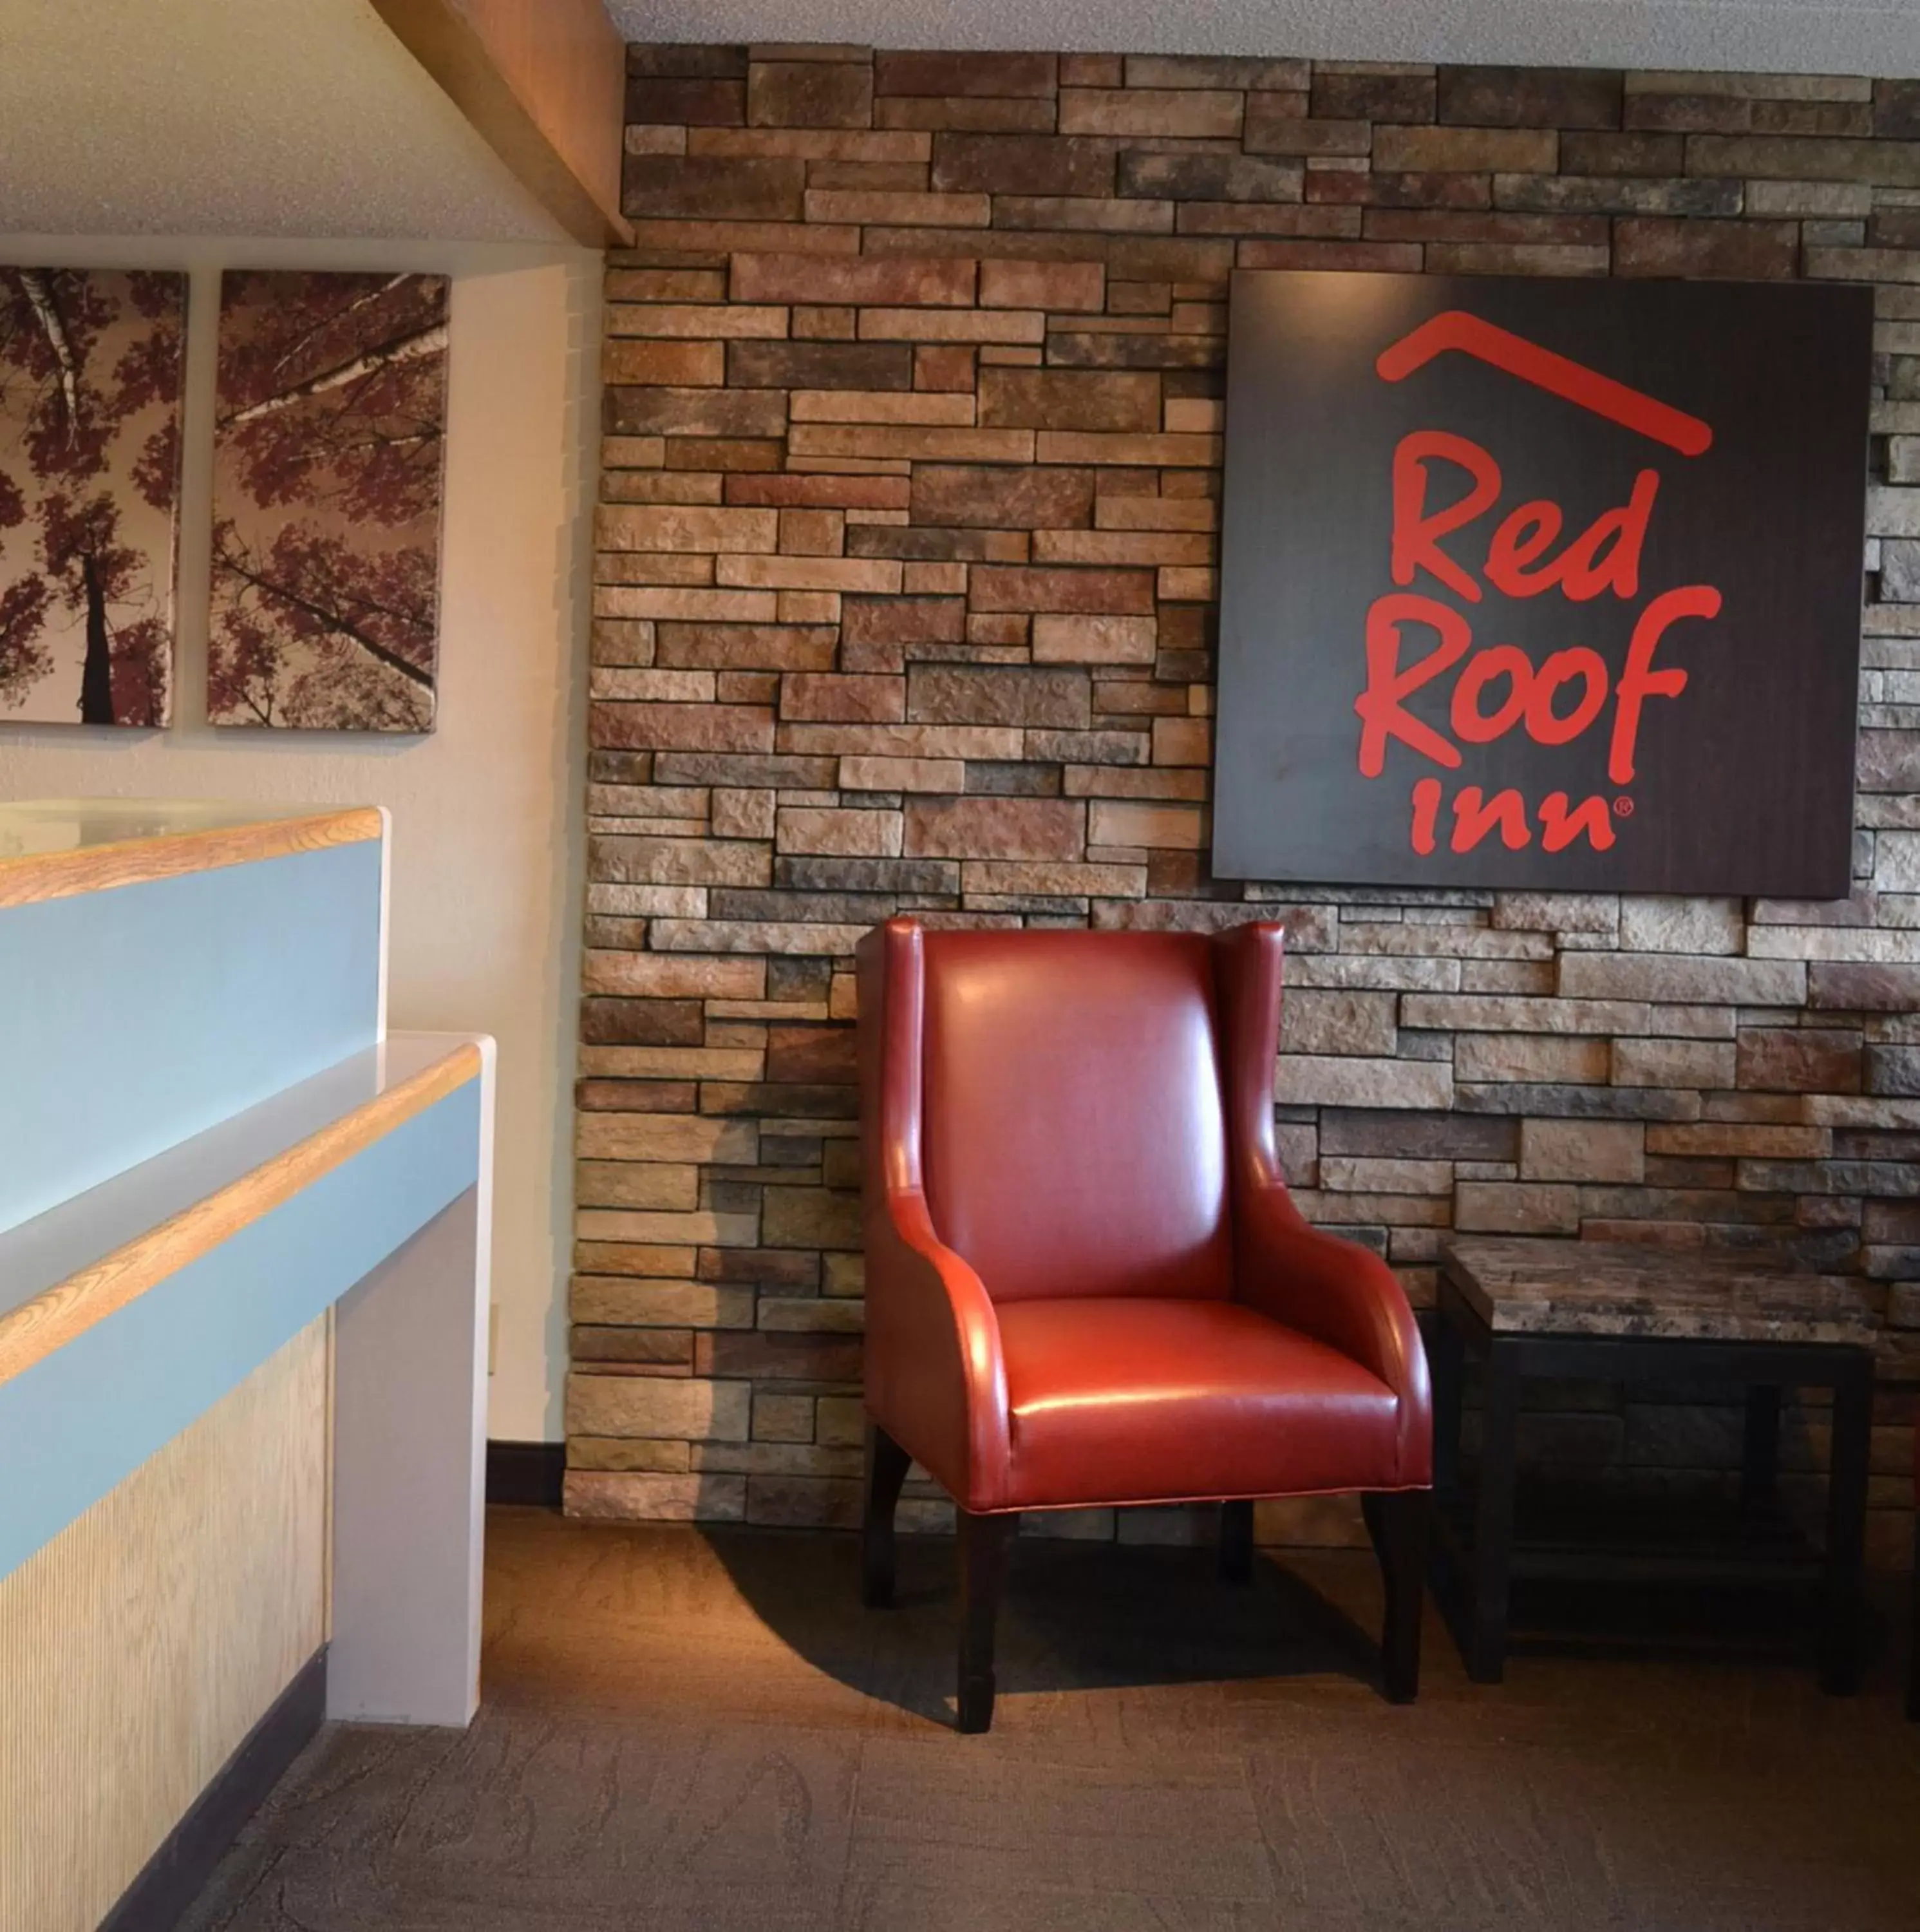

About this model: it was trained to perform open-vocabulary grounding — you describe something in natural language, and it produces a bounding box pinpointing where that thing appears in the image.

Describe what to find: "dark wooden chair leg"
[957,1510,1013,1734]
[862,1423,910,1609]
[1820,1359,1871,1696]
[1909,1510,1920,1724]
[1364,1490,1427,1705]
[1219,1498,1255,1585]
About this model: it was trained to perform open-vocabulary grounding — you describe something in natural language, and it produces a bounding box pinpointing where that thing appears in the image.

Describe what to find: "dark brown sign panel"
[1212,272,1873,895]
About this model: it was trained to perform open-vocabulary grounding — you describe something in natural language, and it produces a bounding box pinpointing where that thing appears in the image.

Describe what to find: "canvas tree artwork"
[0,269,185,727]
[209,270,449,732]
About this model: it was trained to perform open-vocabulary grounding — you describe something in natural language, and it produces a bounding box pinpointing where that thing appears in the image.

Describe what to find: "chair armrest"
[865,1187,1012,1512]
[1236,1182,1433,1487]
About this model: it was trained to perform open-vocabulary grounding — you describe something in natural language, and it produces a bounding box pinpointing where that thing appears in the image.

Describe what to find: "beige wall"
[0,235,595,1442]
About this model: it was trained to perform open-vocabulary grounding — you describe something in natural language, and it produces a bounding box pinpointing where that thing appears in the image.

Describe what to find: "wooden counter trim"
[0,1041,482,1390]
[0,808,385,909]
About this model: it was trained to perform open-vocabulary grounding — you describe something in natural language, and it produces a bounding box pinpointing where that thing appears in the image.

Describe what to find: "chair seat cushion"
[997,1296,1404,1510]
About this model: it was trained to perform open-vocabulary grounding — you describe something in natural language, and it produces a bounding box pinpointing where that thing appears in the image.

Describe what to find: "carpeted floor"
[178,1504,1920,1931]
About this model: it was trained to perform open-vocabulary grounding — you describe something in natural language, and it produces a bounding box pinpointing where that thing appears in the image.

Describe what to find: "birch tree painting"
[209,270,449,732]
[0,269,185,726]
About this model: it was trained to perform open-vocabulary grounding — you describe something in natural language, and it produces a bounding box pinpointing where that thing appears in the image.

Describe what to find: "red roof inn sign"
[1212,273,1874,896]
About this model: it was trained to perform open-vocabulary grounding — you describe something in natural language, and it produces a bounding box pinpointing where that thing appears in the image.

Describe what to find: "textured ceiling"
[607,0,1920,77]
[0,0,563,241]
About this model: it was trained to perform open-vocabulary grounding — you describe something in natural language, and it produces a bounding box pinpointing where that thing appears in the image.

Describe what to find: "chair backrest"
[917,928,1233,1304]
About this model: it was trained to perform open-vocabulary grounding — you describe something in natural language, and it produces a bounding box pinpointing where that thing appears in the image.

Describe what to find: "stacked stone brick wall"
[571,43,1920,1564]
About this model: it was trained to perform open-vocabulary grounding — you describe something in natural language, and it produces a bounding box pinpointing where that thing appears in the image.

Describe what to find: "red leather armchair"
[856,917,1433,1731]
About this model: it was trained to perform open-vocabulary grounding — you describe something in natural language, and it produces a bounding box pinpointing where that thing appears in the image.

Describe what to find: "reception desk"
[0,801,494,1932]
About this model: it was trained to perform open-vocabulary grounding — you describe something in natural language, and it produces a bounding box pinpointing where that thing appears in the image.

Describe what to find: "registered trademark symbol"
[1614,796,1635,817]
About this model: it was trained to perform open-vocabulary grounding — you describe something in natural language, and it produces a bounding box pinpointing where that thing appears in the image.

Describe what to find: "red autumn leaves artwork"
[210,271,449,732]
[0,270,185,726]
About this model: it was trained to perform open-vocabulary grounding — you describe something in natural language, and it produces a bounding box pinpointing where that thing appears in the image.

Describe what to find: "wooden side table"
[1431,1236,1878,1692]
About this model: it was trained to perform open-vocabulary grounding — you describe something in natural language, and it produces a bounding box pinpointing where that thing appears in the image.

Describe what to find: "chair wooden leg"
[1908,1511,1920,1723]
[1364,1490,1427,1705]
[862,1423,910,1609]
[1219,1498,1255,1585]
[957,1510,1013,1734]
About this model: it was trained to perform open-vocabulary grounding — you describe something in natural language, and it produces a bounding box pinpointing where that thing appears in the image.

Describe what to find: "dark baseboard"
[102,1645,326,1932]
[487,1439,565,1508]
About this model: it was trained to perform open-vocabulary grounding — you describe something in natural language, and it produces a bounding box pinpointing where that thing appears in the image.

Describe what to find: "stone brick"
[1612,1038,1738,1088]
[1736,1027,1865,1092]
[930,131,1116,195]
[1282,990,1398,1056]
[969,564,1156,614]
[1277,1057,1455,1110]
[1437,66,1624,129]
[627,74,745,125]
[1454,1034,1611,1084]
[1319,1157,1453,1196]
[903,795,1085,858]
[907,665,1091,727]
[1810,962,1920,1012]
[875,52,1059,98]
[602,338,726,386]
[1685,135,1920,187]
[622,154,807,220]
[910,464,1096,527]
[1237,240,1423,272]
[995,194,1175,233]
[606,386,789,439]
[655,623,837,672]
[963,858,1147,896]
[1087,801,1203,849]
[1373,126,1559,171]
[1867,1045,1920,1095]
[748,59,874,129]
[1454,1182,1583,1234]
[567,1374,751,1440]
[583,952,763,999]
[842,595,966,646]
[1521,1119,1646,1183]
[1617,896,1744,954]
[564,1472,746,1521]
[778,807,903,856]
[1879,80,1920,139]
[979,258,1106,310]
[1059,89,1243,139]
[1495,173,1741,216]
[1245,103,1369,157]
[572,1276,755,1329]
[1402,994,1649,1035]
[1614,217,1800,278]
[731,252,974,305]
[598,504,778,554]
[1310,71,1436,123]
[1032,614,1158,663]
[1558,954,1807,1006]
[1127,55,1308,90]
[877,96,1056,133]
[780,672,904,722]
[727,339,913,388]
[1858,731,1920,793]
[1424,242,1609,276]
[626,46,747,77]
[578,999,706,1049]
[977,368,1161,431]
[1118,152,1306,202]
[1319,1110,1517,1161]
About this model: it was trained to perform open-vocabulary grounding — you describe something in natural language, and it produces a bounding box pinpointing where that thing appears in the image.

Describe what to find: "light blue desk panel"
[0,1075,480,1586]
[0,839,383,1233]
